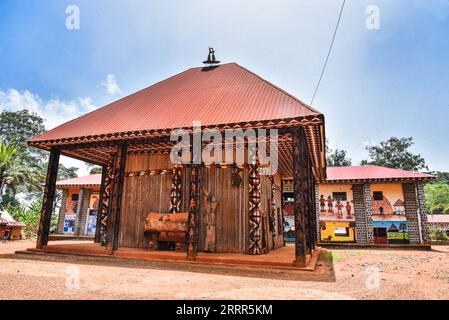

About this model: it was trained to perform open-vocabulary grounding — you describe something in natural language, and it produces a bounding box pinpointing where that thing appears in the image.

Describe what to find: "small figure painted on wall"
[2,228,10,243]
[345,201,352,219]
[327,196,334,213]
[336,200,344,219]
[320,195,326,212]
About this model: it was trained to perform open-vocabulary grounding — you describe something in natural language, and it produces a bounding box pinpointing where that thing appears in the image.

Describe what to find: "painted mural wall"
[64,188,79,233]
[370,183,409,244]
[318,184,356,242]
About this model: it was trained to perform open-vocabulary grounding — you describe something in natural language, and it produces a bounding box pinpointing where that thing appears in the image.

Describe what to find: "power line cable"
[310,0,346,106]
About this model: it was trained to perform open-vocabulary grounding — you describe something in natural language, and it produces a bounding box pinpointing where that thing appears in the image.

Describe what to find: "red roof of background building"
[325,166,434,183]
[427,215,449,224]
[56,174,102,189]
[30,63,321,144]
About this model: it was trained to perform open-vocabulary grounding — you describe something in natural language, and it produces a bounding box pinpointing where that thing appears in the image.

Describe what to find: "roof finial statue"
[203,47,221,65]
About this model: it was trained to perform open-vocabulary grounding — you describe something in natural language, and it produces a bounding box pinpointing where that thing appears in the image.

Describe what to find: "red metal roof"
[30,63,321,144]
[0,211,26,228]
[427,215,449,224]
[56,174,102,188]
[325,166,434,183]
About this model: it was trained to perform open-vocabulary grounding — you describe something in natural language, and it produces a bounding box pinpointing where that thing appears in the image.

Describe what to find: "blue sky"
[0,0,448,174]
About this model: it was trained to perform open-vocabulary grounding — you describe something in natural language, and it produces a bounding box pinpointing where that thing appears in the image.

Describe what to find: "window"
[332,192,347,201]
[334,227,350,237]
[373,191,383,201]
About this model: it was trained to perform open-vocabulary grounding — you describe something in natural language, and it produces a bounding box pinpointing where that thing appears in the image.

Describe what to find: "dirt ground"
[0,240,448,300]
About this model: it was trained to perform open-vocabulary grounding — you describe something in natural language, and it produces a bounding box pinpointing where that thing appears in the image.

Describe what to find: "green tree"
[424,183,449,214]
[361,137,428,171]
[327,149,352,167]
[0,142,43,208]
[0,110,46,166]
[426,171,449,185]
[89,166,103,175]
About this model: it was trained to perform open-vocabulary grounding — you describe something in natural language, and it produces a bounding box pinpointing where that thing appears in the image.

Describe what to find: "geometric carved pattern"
[248,163,263,255]
[100,155,114,246]
[187,165,200,260]
[169,167,182,213]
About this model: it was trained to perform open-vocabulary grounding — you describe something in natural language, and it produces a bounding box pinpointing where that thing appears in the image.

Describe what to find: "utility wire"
[310,0,346,106]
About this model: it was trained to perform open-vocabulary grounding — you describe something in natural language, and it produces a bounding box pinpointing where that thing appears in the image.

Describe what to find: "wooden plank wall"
[119,154,175,248]
[119,153,282,253]
[200,166,249,253]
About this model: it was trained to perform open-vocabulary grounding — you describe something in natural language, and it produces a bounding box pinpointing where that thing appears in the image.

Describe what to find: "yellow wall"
[320,221,356,242]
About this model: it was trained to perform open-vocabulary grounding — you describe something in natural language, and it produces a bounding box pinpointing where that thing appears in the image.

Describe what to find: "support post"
[105,143,127,254]
[292,127,308,266]
[187,164,201,260]
[100,159,114,246]
[248,162,263,255]
[36,148,60,249]
[94,165,107,243]
[169,166,182,213]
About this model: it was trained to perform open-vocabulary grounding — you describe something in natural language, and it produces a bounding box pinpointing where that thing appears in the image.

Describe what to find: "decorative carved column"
[292,127,307,266]
[187,164,201,260]
[99,159,114,246]
[169,166,182,213]
[248,163,263,255]
[106,143,127,254]
[36,148,60,249]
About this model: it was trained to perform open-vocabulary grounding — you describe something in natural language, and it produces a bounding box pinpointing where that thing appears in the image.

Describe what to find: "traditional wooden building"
[0,210,26,240]
[56,174,101,236]
[28,61,326,267]
[312,166,433,246]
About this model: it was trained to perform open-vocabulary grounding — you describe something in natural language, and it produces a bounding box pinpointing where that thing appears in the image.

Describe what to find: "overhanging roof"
[28,63,326,178]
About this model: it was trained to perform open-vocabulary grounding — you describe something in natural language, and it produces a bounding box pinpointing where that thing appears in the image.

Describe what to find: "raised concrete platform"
[17,242,321,271]
[49,234,94,241]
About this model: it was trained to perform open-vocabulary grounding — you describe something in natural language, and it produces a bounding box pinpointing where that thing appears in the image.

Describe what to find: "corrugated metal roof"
[31,63,321,143]
[326,166,434,182]
[0,211,26,228]
[56,174,102,188]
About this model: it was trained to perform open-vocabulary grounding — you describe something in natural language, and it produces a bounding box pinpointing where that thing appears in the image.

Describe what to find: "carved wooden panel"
[187,165,200,259]
[248,163,263,255]
[169,167,182,213]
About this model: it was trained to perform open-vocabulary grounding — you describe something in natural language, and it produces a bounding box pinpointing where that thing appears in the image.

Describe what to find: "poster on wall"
[85,193,100,236]
[63,214,76,233]
[283,203,295,242]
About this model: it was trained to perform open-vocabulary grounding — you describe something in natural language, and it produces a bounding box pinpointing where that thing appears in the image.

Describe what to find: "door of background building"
[373,227,388,244]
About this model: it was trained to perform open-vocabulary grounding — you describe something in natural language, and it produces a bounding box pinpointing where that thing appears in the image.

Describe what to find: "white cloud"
[101,74,121,95]
[0,89,96,129]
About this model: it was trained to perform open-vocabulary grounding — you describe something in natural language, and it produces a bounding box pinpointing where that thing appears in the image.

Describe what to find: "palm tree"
[0,142,44,208]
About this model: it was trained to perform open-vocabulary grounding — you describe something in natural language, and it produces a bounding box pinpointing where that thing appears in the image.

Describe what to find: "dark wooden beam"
[36,148,60,249]
[100,158,114,246]
[187,164,201,260]
[106,143,128,254]
[292,127,308,267]
[169,167,182,213]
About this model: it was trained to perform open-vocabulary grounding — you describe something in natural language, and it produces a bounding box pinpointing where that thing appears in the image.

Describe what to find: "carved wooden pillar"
[248,163,263,255]
[94,165,107,243]
[36,148,60,249]
[292,127,308,266]
[187,164,201,260]
[99,158,114,246]
[169,166,182,213]
[105,143,127,254]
